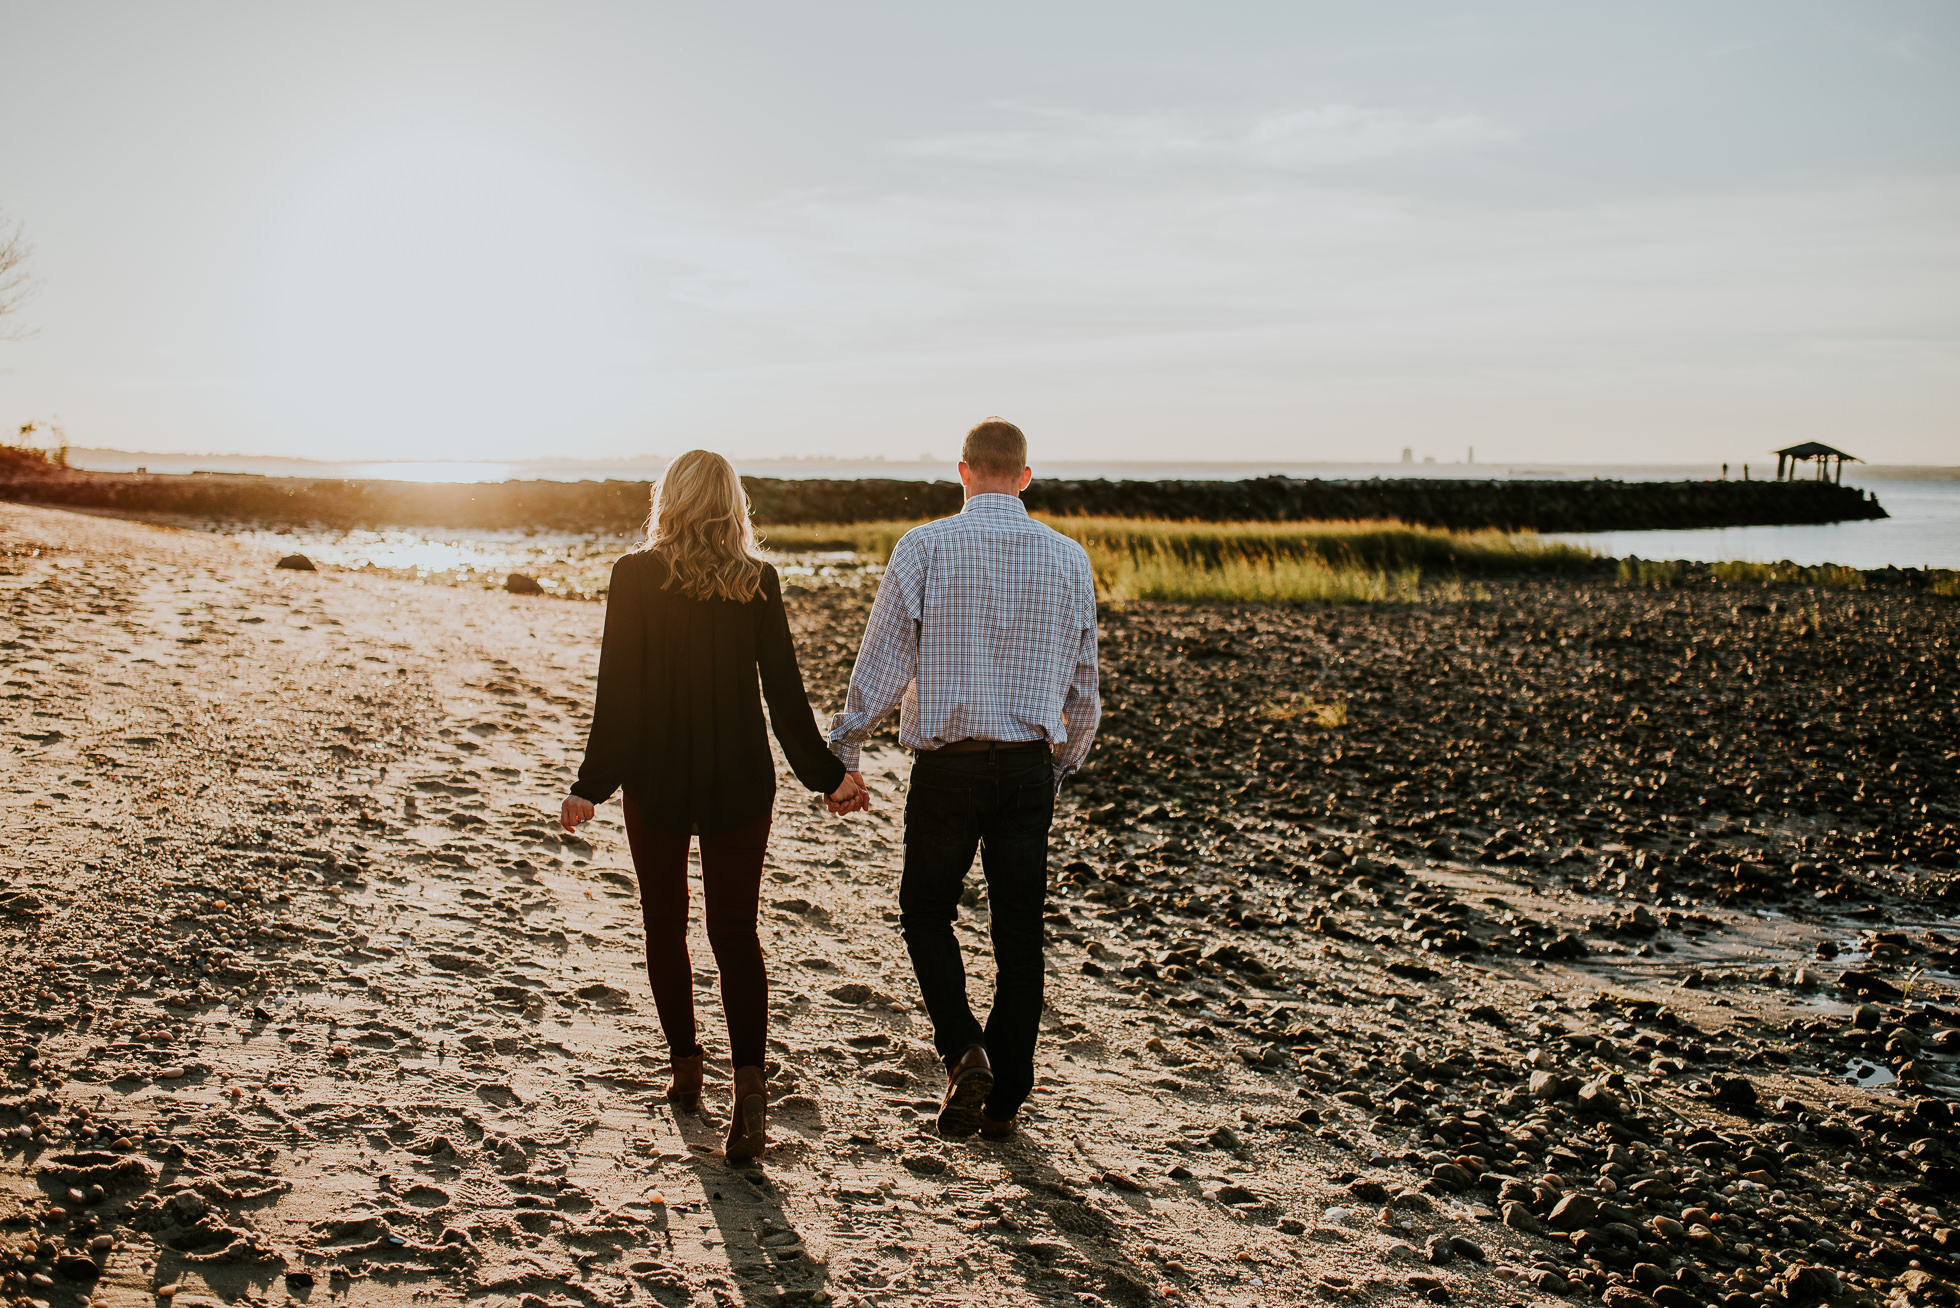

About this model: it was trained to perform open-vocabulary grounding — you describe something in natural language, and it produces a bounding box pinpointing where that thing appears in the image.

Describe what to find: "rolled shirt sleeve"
[826,535,925,771]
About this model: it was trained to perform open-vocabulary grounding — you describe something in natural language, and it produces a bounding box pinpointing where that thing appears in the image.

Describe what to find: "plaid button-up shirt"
[827,493,1101,783]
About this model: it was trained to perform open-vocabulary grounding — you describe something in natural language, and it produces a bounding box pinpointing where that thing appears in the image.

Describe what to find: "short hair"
[961,418,1028,477]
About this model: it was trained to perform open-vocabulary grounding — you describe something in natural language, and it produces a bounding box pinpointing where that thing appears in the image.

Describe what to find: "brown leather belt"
[925,738,1048,756]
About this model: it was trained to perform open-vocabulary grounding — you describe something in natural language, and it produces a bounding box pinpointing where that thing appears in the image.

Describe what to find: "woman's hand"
[826,772,870,815]
[560,795,596,832]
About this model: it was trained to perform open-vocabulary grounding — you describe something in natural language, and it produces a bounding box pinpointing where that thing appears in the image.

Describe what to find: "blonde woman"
[560,450,864,1160]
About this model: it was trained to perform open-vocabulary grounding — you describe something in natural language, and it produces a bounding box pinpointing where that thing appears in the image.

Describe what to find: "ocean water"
[1545,479,1960,571]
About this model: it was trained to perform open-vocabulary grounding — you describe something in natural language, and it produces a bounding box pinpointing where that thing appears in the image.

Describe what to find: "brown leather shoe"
[936,1045,993,1138]
[725,1064,768,1160]
[667,1053,705,1112]
[978,1112,1016,1140]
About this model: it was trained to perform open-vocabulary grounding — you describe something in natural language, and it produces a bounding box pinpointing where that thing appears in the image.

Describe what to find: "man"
[827,418,1101,1139]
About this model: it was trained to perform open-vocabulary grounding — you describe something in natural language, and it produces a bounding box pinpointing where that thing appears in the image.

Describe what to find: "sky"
[0,2,1956,467]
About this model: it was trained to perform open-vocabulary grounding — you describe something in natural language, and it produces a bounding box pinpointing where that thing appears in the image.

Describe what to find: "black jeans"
[900,746,1054,1120]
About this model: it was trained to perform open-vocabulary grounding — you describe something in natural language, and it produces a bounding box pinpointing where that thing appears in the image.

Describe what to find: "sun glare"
[250,121,639,462]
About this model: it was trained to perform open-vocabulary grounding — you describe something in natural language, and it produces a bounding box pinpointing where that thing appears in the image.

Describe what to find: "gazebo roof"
[1774,441,1859,461]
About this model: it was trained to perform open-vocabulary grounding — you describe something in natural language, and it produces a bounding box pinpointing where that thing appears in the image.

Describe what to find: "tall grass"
[761,516,1593,603]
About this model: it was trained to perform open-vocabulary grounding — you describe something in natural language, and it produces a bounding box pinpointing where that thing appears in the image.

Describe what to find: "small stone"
[274,554,315,572]
[1602,1288,1657,1308]
[1650,1215,1685,1242]
[1448,1236,1485,1262]
[1529,1070,1571,1100]
[1426,1235,1455,1264]
[1577,1081,1622,1115]
[1708,1075,1757,1112]
[1431,1162,1474,1190]
[1384,1242,1418,1262]
[504,572,544,595]
[1549,1194,1599,1231]
[1503,1201,1544,1233]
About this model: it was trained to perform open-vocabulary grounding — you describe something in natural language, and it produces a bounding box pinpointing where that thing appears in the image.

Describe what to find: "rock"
[1708,1074,1758,1112]
[1653,1287,1699,1308]
[1650,1215,1685,1242]
[1099,1171,1144,1193]
[1532,1271,1572,1294]
[1577,1080,1622,1115]
[1426,1235,1455,1264]
[1549,1194,1599,1231]
[1530,1070,1572,1100]
[1603,1288,1658,1308]
[901,1154,948,1175]
[1431,1163,1475,1190]
[827,983,873,1004]
[1852,1003,1883,1030]
[1384,1242,1418,1262]
[53,1254,98,1282]
[1215,1184,1261,1206]
[1503,1202,1544,1233]
[1208,1126,1242,1151]
[504,572,544,595]
[1321,1206,1352,1226]
[1772,1265,1839,1306]
[275,554,315,571]
[1448,1236,1485,1262]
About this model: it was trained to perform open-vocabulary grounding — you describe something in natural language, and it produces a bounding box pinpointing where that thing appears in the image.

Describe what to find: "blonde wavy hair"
[644,450,766,603]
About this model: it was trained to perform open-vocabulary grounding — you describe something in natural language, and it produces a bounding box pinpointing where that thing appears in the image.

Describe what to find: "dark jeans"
[900,746,1054,1120]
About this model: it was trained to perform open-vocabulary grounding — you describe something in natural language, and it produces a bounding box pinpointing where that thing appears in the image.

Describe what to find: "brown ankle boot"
[725,1064,767,1160]
[667,1053,705,1112]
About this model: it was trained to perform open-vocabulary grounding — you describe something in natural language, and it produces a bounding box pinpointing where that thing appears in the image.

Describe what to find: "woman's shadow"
[667,1102,830,1307]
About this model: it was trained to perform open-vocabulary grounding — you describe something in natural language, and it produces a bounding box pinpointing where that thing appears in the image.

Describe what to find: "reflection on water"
[231,526,874,596]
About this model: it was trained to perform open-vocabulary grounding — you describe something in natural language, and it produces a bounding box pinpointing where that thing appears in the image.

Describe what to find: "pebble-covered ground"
[0,502,1955,1308]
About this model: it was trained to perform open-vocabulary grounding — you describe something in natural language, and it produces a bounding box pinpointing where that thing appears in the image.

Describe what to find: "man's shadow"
[987,1138,1164,1306]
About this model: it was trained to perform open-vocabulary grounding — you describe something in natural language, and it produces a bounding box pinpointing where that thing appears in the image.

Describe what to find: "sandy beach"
[1,502,1956,1308]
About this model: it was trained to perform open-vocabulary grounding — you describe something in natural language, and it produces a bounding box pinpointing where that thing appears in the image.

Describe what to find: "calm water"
[1546,479,1960,571]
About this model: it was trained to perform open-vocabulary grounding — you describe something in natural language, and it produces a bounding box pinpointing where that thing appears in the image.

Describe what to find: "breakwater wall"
[0,468,1886,533]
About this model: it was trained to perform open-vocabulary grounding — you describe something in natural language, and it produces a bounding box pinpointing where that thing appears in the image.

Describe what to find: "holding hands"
[827,771,871,817]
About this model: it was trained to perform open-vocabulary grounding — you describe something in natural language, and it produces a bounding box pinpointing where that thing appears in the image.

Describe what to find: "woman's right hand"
[560,795,596,832]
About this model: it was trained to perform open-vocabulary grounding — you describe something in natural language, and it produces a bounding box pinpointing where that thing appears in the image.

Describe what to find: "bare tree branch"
[0,212,37,340]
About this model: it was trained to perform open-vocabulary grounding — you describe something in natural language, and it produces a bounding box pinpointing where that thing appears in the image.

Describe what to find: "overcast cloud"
[0,2,1954,464]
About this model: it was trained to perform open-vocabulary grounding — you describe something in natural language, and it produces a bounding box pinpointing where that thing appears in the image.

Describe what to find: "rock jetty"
[0,466,1886,532]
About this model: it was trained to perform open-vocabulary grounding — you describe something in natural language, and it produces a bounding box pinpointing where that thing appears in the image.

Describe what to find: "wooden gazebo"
[1775,442,1858,484]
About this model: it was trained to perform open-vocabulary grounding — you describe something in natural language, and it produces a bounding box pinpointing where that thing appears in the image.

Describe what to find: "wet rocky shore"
[0,467,1886,534]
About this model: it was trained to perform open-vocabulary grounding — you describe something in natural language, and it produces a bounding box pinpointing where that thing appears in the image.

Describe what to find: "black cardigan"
[570,552,846,833]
